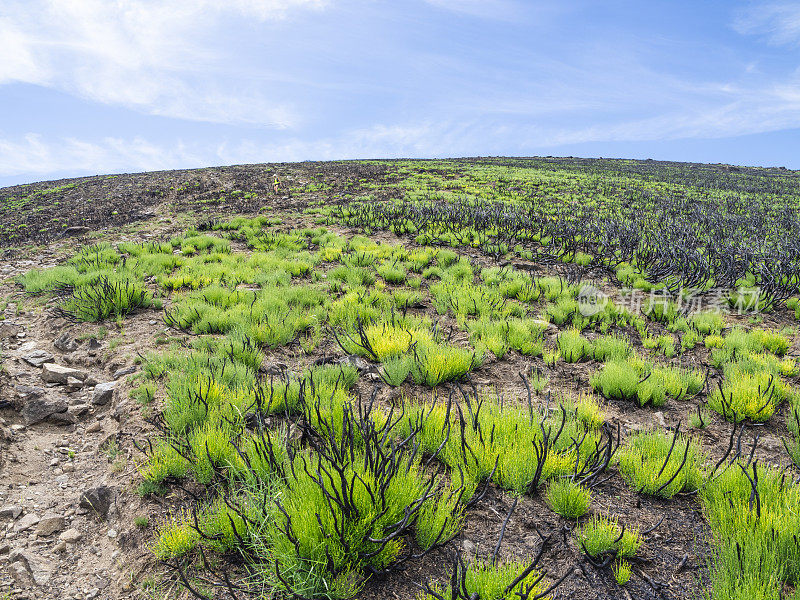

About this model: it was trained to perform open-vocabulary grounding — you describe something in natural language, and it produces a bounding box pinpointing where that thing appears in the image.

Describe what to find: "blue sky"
[1,0,799,186]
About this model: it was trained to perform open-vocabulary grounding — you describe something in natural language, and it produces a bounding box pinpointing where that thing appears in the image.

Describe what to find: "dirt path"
[0,254,156,600]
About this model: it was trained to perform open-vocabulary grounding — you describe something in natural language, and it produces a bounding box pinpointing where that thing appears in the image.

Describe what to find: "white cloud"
[733,2,800,45]
[0,0,325,126]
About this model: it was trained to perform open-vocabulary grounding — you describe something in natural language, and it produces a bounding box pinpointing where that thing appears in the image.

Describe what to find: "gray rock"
[64,226,90,236]
[0,505,22,519]
[0,322,23,340]
[14,513,39,532]
[92,382,116,406]
[42,363,87,384]
[112,365,137,379]
[338,354,370,372]
[14,385,44,402]
[35,513,65,536]
[21,396,68,426]
[66,377,84,391]
[67,403,90,417]
[59,528,82,543]
[10,561,34,587]
[54,332,79,352]
[21,350,55,367]
[78,486,117,518]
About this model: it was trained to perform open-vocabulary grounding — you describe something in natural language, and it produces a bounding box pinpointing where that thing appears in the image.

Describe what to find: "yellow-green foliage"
[591,357,703,407]
[701,463,800,599]
[576,514,641,558]
[691,310,725,335]
[592,334,632,362]
[418,559,550,600]
[545,479,592,518]
[557,329,592,363]
[405,394,602,497]
[466,318,545,358]
[616,429,706,497]
[613,560,632,586]
[708,357,798,422]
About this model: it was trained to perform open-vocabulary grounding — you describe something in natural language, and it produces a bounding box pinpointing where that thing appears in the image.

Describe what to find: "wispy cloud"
[733,2,800,45]
[0,0,325,126]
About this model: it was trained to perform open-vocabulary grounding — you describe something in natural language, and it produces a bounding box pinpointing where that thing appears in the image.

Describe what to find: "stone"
[461,539,477,555]
[59,528,82,543]
[0,505,23,520]
[0,322,23,340]
[21,396,68,426]
[48,410,77,425]
[78,486,116,518]
[91,382,116,406]
[10,562,33,587]
[66,377,84,391]
[42,364,87,384]
[261,361,288,376]
[54,333,79,352]
[64,226,90,236]
[86,421,102,433]
[36,513,65,536]
[111,401,128,422]
[67,404,90,418]
[112,365,136,380]
[14,513,39,532]
[21,350,55,367]
[338,354,370,371]
[15,385,44,402]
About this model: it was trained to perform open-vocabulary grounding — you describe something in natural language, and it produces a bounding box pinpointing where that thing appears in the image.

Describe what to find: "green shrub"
[418,559,549,600]
[701,463,800,599]
[545,479,591,518]
[592,334,632,362]
[590,360,639,401]
[557,329,592,363]
[613,560,632,586]
[691,310,725,335]
[576,514,641,559]
[616,429,705,497]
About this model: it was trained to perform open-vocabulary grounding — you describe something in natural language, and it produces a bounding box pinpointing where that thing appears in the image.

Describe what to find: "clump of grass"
[134,516,150,528]
[689,405,711,429]
[691,310,725,335]
[616,429,706,498]
[380,355,413,387]
[417,558,550,600]
[467,318,545,358]
[700,462,800,599]
[590,360,640,402]
[59,276,154,322]
[643,297,679,324]
[557,329,592,363]
[592,334,632,362]
[613,560,632,586]
[545,479,591,518]
[376,261,407,284]
[576,514,641,560]
[591,358,702,408]
[708,365,789,422]
[410,339,483,387]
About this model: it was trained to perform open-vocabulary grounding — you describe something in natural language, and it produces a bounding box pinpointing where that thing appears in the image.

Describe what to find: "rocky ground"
[0,244,172,599]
